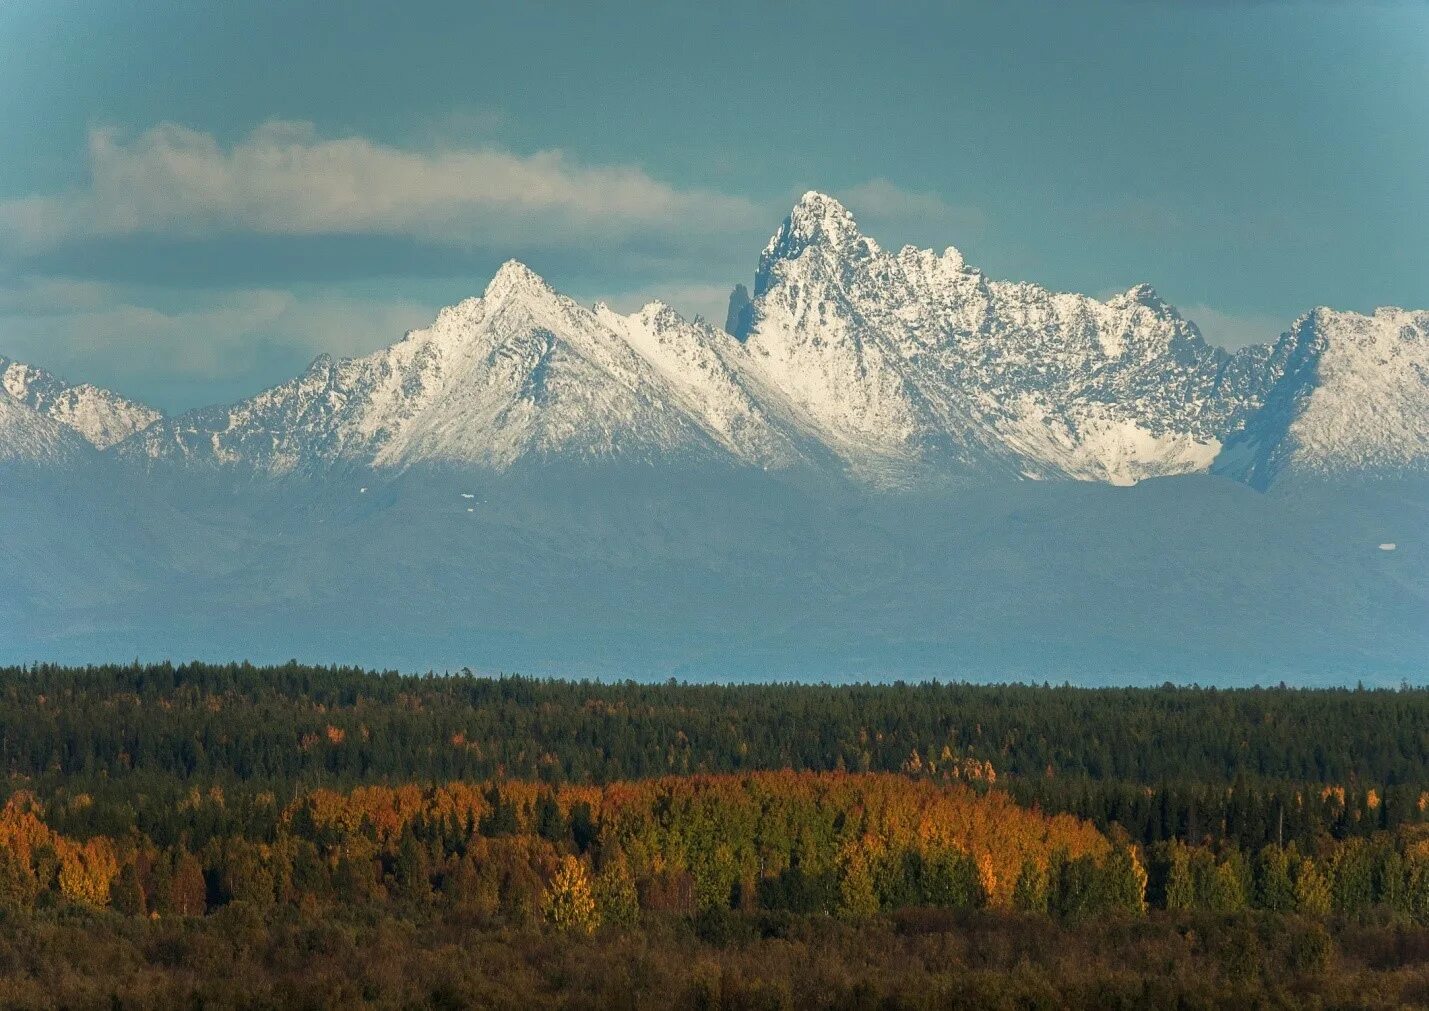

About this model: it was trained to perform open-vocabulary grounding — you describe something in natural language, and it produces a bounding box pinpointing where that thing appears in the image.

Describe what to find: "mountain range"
[2,193,1425,682]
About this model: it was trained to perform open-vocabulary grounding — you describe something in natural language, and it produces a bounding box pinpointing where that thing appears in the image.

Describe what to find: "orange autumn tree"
[56,836,119,907]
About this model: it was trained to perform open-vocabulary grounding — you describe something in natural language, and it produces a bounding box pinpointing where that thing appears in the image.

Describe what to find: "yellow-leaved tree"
[543,855,600,935]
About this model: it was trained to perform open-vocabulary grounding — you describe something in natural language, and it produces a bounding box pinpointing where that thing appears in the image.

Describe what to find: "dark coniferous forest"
[2,662,1429,1006]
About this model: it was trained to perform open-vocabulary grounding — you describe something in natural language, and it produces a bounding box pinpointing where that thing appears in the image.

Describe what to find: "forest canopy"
[4,662,1429,1008]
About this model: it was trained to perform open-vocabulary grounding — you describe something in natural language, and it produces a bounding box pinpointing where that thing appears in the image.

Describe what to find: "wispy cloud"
[0,279,437,410]
[0,121,761,252]
[840,179,987,250]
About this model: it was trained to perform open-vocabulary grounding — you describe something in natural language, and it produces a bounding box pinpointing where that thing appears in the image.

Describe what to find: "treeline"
[5,661,1429,851]
[3,907,1416,1008]
[8,662,1428,785]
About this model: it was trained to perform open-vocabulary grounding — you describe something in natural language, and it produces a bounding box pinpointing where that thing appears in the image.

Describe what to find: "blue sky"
[1,1,1425,411]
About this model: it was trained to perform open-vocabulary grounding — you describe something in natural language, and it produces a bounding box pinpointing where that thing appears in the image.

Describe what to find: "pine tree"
[1164,846,1196,912]
[1255,845,1296,912]
[169,850,208,917]
[1207,861,1247,913]
[1406,858,1429,921]
[534,792,567,844]
[1104,846,1147,914]
[1375,848,1409,913]
[837,848,880,919]
[111,860,146,917]
[593,851,640,928]
[393,830,432,902]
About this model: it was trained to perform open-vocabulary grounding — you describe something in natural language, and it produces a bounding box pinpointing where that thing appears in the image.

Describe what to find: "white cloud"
[840,179,987,250]
[0,121,762,251]
[0,280,437,408]
[1181,303,1289,350]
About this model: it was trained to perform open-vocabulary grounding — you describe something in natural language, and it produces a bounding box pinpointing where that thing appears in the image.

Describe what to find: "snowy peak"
[1109,283,1171,312]
[755,191,883,298]
[776,191,865,251]
[0,357,160,449]
[1214,307,1429,487]
[740,194,1270,484]
[483,258,556,304]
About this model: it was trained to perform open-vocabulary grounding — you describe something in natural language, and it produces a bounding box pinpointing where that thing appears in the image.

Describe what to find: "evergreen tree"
[534,792,567,844]
[1163,846,1196,912]
[593,851,640,928]
[837,848,881,919]
[169,851,208,917]
[1012,859,1049,914]
[1104,846,1147,914]
[1206,861,1247,913]
[111,860,146,917]
[393,830,432,902]
[1254,845,1296,912]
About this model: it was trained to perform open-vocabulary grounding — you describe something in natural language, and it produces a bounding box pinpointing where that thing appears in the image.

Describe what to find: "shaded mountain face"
[725,283,754,341]
[0,390,91,464]
[75,191,1426,488]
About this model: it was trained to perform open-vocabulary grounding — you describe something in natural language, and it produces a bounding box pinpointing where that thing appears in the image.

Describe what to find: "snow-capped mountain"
[1214,307,1429,488]
[122,261,810,474]
[741,192,1292,483]
[8,192,1428,489]
[1,357,161,450]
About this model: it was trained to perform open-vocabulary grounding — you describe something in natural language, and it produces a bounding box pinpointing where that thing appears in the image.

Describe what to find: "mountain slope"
[6,466,1424,682]
[1214,307,1429,489]
[0,390,91,464]
[1,357,160,449]
[2,193,1426,682]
